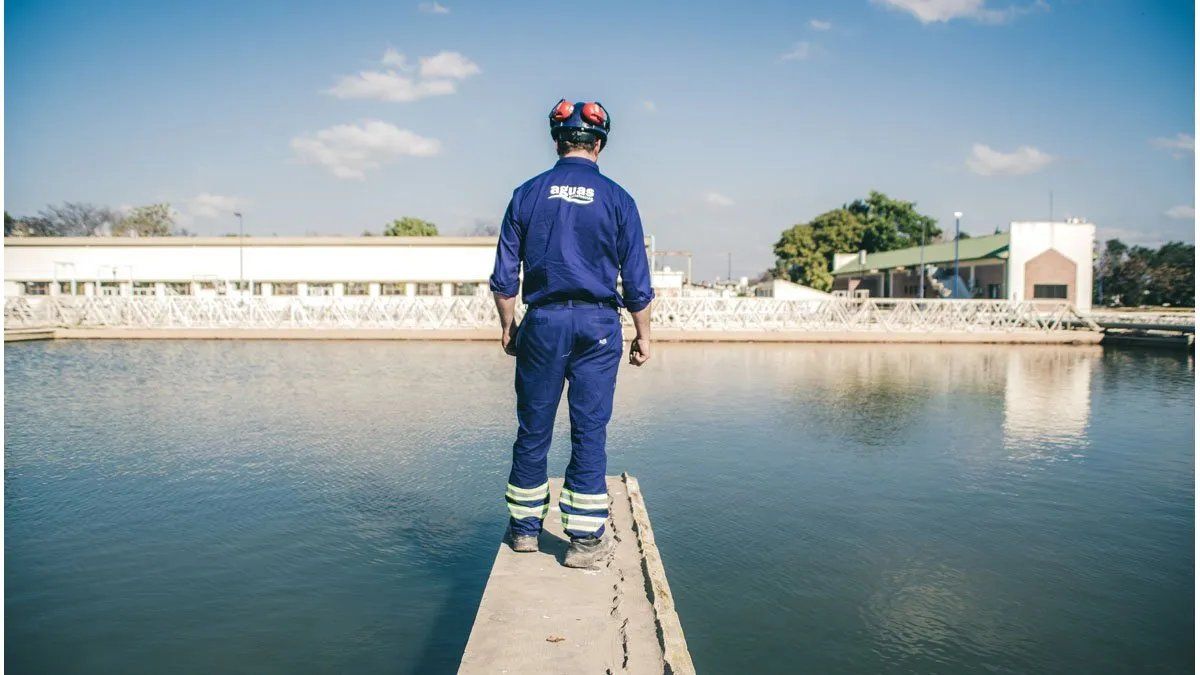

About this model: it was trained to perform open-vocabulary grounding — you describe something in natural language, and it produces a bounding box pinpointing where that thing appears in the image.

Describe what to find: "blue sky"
[5,0,1194,279]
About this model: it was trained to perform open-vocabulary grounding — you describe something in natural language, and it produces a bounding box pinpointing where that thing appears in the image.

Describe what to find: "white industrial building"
[3,236,685,299]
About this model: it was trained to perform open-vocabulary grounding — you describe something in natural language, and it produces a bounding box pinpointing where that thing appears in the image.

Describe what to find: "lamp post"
[953,211,963,298]
[234,211,244,296]
[918,220,926,299]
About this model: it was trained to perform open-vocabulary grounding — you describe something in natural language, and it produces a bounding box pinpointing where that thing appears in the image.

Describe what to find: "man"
[489,99,654,569]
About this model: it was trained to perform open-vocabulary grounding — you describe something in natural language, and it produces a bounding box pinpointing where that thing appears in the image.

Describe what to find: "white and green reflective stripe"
[561,513,607,533]
[506,482,549,501]
[559,488,608,510]
[508,503,549,519]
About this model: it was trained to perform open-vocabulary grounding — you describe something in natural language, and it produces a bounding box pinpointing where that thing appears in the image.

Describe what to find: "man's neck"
[560,149,599,163]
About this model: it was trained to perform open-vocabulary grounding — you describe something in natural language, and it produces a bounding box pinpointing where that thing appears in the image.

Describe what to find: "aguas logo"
[548,185,595,205]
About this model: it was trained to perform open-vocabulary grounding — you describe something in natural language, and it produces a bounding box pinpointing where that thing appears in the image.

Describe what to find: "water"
[5,340,1194,674]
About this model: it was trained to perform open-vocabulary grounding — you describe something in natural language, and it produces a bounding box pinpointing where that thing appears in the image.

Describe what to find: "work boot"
[506,527,538,553]
[563,534,613,569]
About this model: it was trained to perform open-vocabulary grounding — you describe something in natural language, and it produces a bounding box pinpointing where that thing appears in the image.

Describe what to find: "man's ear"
[593,139,603,155]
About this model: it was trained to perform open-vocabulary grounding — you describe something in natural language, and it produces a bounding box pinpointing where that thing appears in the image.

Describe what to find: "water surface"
[5,340,1194,673]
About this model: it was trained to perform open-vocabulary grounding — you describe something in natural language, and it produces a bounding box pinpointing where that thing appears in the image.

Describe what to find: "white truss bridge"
[5,296,1107,333]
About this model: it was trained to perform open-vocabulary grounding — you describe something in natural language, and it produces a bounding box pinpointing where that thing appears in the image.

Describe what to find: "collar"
[554,157,599,170]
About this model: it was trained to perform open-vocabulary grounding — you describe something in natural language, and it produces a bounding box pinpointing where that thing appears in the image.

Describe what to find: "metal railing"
[5,296,1101,333]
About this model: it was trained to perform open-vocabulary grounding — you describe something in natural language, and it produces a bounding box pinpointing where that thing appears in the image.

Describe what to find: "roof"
[833,233,1010,275]
[3,236,499,247]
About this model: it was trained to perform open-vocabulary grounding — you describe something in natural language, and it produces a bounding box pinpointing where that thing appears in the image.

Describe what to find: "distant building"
[829,221,1095,311]
[753,278,831,300]
[3,235,670,302]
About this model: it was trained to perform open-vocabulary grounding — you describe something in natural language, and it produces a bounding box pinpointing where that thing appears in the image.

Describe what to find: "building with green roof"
[829,221,1096,310]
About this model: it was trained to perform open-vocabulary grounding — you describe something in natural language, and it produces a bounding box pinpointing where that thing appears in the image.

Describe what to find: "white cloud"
[1165,205,1195,220]
[704,192,735,207]
[325,49,477,102]
[418,2,450,14]
[1150,133,1194,157]
[780,41,815,61]
[809,19,832,30]
[418,51,481,80]
[873,0,1045,24]
[291,120,441,180]
[327,71,456,102]
[187,193,245,219]
[966,143,1054,176]
[642,100,657,112]
[380,48,411,70]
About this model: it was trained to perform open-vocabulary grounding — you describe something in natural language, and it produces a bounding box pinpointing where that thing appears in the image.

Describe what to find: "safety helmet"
[548,99,610,149]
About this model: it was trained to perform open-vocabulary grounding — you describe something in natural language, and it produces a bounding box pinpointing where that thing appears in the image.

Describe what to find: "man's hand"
[502,325,518,357]
[493,292,518,357]
[628,304,652,366]
[628,335,650,366]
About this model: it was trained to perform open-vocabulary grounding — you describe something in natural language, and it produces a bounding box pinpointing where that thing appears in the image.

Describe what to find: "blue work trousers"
[505,302,622,540]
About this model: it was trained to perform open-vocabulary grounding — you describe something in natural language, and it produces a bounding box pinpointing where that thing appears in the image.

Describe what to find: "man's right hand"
[629,336,650,366]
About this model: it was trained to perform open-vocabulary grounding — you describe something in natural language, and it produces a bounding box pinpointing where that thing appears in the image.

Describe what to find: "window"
[307,283,334,297]
[380,282,406,296]
[164,282,191,296]
[253,282,267,296]
[453,282,478,296]
[1033,284,1068,299]
[133,282,156,296]
[56,281,81,295]
[273,282,298,296]
[99,282,122,296]
[345,282,369,296]
[416,282,441,296]
[22,282,49,296]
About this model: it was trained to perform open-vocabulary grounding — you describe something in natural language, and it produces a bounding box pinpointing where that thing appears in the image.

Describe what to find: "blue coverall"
[489,156,654,541]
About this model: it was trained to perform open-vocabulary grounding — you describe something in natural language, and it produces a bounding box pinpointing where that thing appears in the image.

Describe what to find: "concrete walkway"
[459,474,693,675]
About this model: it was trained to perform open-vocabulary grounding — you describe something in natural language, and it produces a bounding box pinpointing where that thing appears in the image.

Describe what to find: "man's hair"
[555,131,601,156]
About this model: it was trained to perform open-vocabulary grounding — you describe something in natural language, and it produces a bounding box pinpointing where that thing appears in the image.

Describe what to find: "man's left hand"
[502,325,518,356]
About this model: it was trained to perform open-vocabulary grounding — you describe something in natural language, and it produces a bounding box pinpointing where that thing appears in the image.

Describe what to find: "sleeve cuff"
[624,295,653,313]
[488,276,519,297]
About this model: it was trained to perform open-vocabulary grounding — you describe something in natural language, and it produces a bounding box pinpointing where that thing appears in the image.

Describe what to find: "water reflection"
[4,340,1192,675]
[1003,347,1098,457]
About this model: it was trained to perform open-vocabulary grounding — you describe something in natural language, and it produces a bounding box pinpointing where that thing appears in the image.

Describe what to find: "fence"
[4,296,1104,333]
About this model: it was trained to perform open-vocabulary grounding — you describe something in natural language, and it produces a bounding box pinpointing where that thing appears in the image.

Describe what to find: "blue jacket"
[489,157,655,312]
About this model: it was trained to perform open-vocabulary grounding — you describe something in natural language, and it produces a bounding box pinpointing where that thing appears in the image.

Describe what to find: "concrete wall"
[1006,221,1094,311]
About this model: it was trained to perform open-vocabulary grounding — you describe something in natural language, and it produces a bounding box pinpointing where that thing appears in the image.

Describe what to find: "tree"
[847,191,941,252]
[385,217,438,237]
[1097,238,1194,307]
[468,221,499,236]
[113,203,175,237]
[774,209,865,290]
[37,202,122,236]
[773,192,940,291]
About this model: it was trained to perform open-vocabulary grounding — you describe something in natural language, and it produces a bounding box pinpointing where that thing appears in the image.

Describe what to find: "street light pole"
[234,211,244,295]
[918,220,926,299]
[953,211,963,298]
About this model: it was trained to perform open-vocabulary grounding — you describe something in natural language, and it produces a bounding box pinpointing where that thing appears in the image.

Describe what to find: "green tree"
[385,217,438,237]
[773,192,940,291]
[847,191,941,252]
[774,209,865,290]
[113,203,175,237]
[1097,239,1194,307]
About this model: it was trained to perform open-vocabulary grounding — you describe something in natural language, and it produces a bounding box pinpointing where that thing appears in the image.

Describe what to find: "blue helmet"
[548,99,611,148]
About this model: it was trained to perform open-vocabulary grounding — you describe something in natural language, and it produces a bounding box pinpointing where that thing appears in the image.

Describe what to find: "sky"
[5,0,1195,279]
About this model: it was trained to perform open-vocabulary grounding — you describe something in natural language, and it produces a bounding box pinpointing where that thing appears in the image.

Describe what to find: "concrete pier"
[459,474,693,675]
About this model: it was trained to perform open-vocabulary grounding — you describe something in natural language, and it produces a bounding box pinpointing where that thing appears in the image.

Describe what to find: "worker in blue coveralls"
[489,99,654,569]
